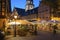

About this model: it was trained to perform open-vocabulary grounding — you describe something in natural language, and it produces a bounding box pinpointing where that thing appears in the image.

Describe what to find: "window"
[26,5,28,8]
[2,2,5,5]
[42,17,44,19]
[0,12,2,15]
[26,6,28,11]
[2,8,5,11]
[0,0,1,2]
[46,17,48,18]
[2,12,4,15]
[31,2,32,4]
[27,1,30,4]
[0,5,1,12]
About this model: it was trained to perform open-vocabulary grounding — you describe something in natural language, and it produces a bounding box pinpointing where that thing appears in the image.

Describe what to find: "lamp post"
[14,16,17,37]
[34,24,37,35]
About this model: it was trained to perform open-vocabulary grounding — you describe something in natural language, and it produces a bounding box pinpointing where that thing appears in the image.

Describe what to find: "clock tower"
[25,0,34,11]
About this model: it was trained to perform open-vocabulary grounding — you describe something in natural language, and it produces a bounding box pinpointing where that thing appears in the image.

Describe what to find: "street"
[6,31,60,40]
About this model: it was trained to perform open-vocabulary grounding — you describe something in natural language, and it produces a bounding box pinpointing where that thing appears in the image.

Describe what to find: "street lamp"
[14,16,17,19]
[14,15,17,37]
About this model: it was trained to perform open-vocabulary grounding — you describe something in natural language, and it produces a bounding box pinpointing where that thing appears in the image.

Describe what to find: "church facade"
[12,0,38,21]
[12,0,60,21]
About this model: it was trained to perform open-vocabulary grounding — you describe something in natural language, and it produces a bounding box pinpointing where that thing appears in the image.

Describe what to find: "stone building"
[38,0,60,21]
[12,0,38,21]
[38,1,51,21]
[0,0,11,17]
[0,0,11,29]
[12,7,38,20]
[12,0,60,21]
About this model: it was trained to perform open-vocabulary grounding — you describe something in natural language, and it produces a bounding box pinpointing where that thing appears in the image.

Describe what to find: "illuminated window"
[2,12,4,15]
[26,6,28,10]
[2,8,4,11]
[0,8,1,12]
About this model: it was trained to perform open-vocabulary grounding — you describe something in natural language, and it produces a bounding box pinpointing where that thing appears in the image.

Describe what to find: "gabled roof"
[13,7,38,16]
[14,7,27,16]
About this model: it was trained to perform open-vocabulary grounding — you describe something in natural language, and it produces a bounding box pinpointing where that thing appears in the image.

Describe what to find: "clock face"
[30,5,33,9]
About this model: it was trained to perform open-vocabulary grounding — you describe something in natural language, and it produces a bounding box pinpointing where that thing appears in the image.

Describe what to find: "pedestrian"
[52,24,58,35]
[49,24,52,31]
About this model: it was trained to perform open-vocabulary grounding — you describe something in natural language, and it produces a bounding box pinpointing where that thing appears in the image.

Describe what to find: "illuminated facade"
[50,0,60,21]
[0,0,11,17]
[51,0,60,21]
[11,0,38,21]
[38,0,60,21]
[0,0,11,28]
[12,7,38,20]
[38,1,51,21]
[4,0,60,34]
[56,0,60,17]
[12,0,60,21]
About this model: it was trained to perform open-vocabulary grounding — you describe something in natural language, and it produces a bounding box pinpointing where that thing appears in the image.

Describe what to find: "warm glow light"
[14,16,17,19]
[51,19,53,20]
[51,17,60,21]
[8,22,21,25]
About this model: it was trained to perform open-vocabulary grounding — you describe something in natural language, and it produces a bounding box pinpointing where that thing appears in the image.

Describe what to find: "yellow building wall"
[0,19,6,29]
[51,17,60,21]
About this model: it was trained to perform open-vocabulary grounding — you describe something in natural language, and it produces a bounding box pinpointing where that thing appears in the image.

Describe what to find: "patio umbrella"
[8,20,31,26]
[31,21,41,24]
[48,20,60,23]
[40,20,47,24]
[8,22,21,25]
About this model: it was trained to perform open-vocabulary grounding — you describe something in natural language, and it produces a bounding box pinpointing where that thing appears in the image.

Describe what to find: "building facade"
[12,0,60,21]
[12,0,38,21]
[38,0,60,21]
[0,0,11,18]
[12,7,38,20]
[56,0,60,17]
[38,1,51,21]
[0,0,11,29]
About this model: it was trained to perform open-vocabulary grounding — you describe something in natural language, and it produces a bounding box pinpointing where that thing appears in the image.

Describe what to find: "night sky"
[11,0,41,11]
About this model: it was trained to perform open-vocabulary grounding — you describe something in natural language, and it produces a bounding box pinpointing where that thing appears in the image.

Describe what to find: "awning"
[8,22,20,25]
[7,20,31,25]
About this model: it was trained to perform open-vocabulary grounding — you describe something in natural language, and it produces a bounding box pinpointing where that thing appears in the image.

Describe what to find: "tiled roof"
[14,7,38,16]
[14,7,27,16]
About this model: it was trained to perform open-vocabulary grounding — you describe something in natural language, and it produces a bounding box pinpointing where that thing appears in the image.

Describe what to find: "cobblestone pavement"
[5,31,60,40]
